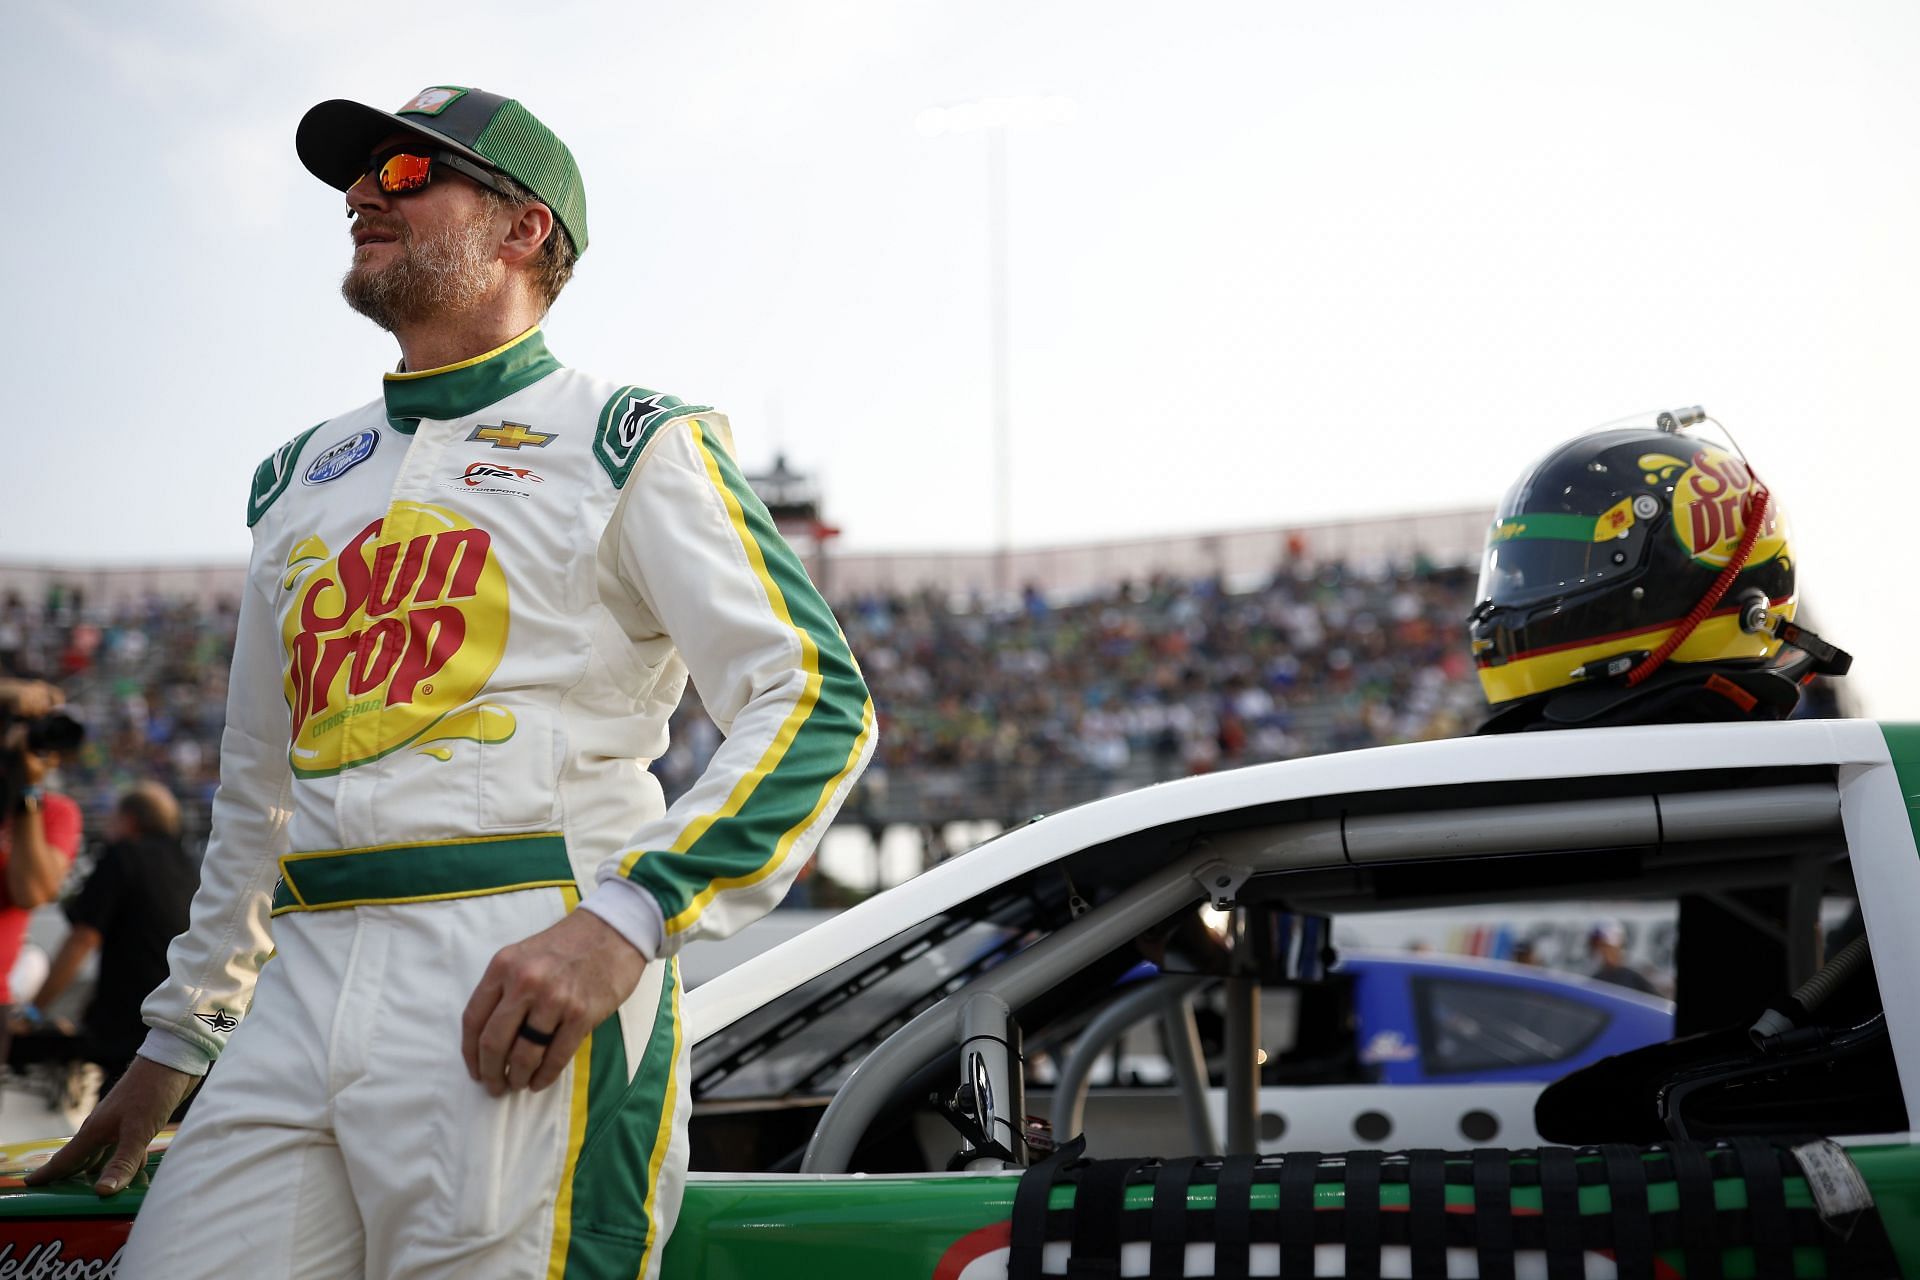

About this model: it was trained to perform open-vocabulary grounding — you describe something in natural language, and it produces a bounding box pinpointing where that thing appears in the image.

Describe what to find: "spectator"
[11,782,196,1098]
[0,678,82,1054]
[1588,920,1657,994]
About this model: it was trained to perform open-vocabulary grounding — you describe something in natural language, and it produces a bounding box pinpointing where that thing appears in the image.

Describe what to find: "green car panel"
[4,1143,1918,1276]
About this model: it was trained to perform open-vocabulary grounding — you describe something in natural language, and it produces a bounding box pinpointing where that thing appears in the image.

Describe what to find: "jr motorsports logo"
[279,503,512,776]
[446,462,544,498]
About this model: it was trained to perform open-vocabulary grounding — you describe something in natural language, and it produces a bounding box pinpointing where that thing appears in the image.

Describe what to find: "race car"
[3,718,1916,1277]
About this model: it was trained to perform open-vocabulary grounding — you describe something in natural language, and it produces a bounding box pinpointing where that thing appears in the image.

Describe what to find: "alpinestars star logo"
[618,393,674,448]
[192,1009,238,1033]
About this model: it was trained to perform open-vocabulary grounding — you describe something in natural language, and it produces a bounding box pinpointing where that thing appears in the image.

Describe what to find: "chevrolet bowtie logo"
[467,421,555,450]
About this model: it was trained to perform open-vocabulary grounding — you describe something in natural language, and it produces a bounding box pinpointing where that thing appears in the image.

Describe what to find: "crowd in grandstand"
[1,589,235,845]
[2,559,1847,849]
[795,560,1487,823]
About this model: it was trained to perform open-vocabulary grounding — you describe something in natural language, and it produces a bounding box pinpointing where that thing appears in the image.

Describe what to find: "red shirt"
[0,792,81,1004]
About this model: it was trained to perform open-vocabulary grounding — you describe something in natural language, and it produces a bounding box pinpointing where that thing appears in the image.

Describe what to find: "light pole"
[917,96,1077,601]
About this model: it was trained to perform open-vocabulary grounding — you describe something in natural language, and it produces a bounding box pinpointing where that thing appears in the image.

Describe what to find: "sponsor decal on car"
[301,429,379,486]
[278,503,513,776]
[1360,1028,1419,1065]
[0,1227,127,1278]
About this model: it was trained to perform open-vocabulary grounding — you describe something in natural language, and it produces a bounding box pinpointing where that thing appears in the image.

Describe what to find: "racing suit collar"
[382,326,563,434]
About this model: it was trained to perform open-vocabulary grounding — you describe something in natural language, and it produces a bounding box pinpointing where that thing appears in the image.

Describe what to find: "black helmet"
[1469,409,1827,721]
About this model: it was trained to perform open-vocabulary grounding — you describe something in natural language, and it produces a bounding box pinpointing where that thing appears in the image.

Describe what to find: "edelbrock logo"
[0,1240,124,1278]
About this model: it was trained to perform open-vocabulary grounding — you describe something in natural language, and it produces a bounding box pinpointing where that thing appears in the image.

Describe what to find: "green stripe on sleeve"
[622,431,871,927]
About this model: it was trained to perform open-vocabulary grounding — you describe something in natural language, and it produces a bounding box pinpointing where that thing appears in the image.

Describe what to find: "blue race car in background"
[1056,948,1674,1153]
[1341,951,1673,1084]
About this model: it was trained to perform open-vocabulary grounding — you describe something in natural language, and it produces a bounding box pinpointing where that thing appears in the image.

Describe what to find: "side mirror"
[940,992,1027,1170]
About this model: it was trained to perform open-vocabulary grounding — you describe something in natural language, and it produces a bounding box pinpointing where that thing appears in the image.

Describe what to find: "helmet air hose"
[1624,485,1771,687]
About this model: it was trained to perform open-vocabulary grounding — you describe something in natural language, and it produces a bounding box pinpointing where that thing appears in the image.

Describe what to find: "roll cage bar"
[801,776,1844,1173]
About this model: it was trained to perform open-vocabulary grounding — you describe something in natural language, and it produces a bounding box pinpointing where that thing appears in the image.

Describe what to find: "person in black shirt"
[1587,919,1658,996]
[11,782,198,1097]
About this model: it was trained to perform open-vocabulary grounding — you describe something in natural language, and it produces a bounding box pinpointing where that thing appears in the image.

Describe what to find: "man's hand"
[0,679,62,720]
[462,909,648,1097]
[24,1057,198,1195]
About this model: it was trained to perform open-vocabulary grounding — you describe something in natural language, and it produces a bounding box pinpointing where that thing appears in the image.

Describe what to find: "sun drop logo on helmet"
[280,502,509,777]
[1667,444,1787,569]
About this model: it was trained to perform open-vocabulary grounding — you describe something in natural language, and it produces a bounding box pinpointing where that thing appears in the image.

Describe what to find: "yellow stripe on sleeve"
[616,422,822,876]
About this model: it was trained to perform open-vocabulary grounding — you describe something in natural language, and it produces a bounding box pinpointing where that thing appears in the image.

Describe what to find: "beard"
[340,205,500,331]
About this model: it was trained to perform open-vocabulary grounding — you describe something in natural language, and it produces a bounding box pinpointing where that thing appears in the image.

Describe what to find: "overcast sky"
[6,1,1918,713]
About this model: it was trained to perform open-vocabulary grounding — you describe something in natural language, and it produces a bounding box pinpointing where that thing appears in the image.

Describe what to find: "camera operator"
[12,782,196,1100]
[0,678,82,1056]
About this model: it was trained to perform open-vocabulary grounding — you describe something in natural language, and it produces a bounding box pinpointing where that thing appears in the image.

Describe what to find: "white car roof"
[686,718,1891,1040]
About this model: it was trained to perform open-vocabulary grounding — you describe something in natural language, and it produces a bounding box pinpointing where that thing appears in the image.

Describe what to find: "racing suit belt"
[270,831,574,915]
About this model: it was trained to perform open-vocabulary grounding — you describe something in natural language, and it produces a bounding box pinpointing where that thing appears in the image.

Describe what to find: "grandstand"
[0,508,1501,892]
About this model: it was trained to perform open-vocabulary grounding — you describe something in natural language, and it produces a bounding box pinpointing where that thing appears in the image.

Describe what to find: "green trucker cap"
[296,85,588,256]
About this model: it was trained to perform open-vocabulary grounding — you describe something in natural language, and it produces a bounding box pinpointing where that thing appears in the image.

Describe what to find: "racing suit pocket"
[479,706,561,831]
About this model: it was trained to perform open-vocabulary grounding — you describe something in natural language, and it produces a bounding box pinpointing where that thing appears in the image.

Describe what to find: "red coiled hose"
[1625,486,1770,687]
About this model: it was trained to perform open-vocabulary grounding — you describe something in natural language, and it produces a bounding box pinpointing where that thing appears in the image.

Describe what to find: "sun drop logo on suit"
[279,502,511,777]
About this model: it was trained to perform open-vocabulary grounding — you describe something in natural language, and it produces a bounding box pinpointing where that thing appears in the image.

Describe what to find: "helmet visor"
[1476,505,1652,608]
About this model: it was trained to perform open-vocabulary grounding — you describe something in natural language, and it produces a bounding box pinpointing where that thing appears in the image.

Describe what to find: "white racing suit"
[123,327,875,1279]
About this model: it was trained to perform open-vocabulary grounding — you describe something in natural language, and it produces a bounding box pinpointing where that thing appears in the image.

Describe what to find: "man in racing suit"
[30,85,875,1280]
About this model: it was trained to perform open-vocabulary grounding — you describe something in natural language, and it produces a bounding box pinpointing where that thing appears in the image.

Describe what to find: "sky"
[5,1,1918,714]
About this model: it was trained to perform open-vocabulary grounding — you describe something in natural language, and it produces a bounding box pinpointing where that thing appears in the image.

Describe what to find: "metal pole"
[987,124,1012,602]
[1223,972,1260,1155]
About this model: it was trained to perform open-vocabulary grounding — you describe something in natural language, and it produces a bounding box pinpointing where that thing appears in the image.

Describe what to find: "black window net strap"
[1537,1147,1584,1280]
[1731,1137,1792,1280]
[1406,1149,1449,1280]
[1279,1151,1323,1278]
[1009,1135,1084,1280]
[1342,1150,1384,1280]
[1599,1144,1653,1280]
[1067,1156,1150,1279]
[1149,1156,1199,1280]
[1470,1148,1515,1280]
[1214,1155,1258,1280]
[1667,1140,1724,1280]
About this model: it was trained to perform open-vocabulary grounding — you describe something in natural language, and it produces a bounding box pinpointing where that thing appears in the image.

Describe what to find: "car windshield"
[692,890,1042,1101]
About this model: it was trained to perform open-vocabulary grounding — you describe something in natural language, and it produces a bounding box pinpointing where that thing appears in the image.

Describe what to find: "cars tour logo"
[279,502,509,777]
[301,429,379,486]
[1654,444,1786,569]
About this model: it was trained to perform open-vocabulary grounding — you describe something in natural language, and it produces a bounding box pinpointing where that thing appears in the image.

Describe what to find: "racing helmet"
[1469,408,1799,710]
